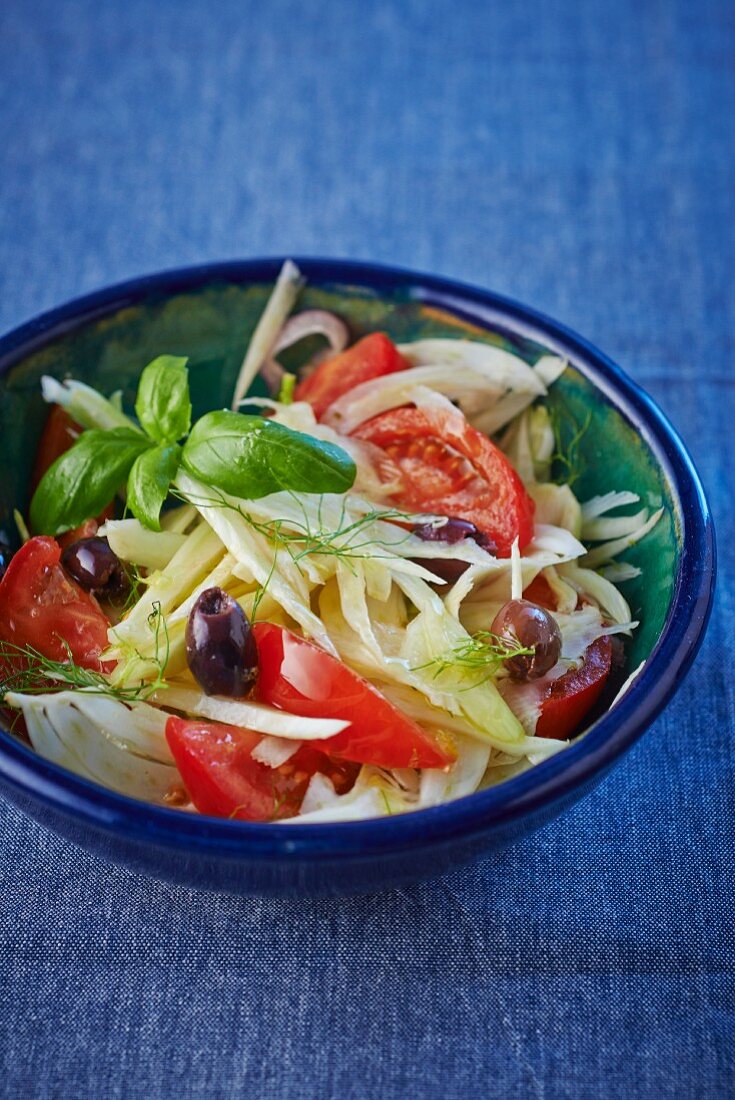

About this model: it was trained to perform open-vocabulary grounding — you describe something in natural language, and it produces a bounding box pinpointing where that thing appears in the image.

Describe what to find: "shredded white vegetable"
[581,508,664,569]
[40,376,139,433]
[151,685,349,740]
[230,260,304,411]
[100,519,186,571]
[251,737,303,768]
[6,692,178,802]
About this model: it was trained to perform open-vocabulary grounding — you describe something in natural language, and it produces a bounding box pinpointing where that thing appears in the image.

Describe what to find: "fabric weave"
[0,0,732,1096]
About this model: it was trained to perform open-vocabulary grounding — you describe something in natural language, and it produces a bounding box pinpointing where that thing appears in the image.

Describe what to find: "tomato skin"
[57,516,115,551]
[352,406,535,557]
[522,574,558,610]
[31,404,113,543]
[535,636,612,740]
[293,333,408,419]
[165,717,358,821]
[0,536,110,668]
[252,622,455,769]
[520,577,613,738]
[31,406,80,492]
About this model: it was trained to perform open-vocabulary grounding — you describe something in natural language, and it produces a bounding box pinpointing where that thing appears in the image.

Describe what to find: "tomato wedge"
[0,536,110,668]
[252,622,455,769]
[31,404,113,546]
[535,636,613,740]
[165,717,358,821]
[522,574,558,610]
[31,405,80,492]
[293,333,408,419]
[353,406,535,556]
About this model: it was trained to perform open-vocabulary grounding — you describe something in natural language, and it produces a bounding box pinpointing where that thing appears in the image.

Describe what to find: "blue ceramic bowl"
[0,259,715,896]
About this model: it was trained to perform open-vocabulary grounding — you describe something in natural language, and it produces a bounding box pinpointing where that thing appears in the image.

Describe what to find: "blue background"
[0,1,732,1095]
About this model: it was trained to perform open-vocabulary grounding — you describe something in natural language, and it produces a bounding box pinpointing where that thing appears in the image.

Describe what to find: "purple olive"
[413,518,478,545]
[186,586,258,697]
[412,518,497,584]
[61,536,129,599]
[491,598,562,681]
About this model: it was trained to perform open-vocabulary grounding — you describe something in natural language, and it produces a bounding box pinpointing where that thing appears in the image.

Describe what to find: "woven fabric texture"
[0,1,732,1096]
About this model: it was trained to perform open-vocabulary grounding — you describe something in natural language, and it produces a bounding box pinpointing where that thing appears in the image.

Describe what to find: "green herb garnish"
[549,405,592,490]
[127,443,182,532]
[30,357,356,536]
[277,372,297,405]
[30,428,150,535]
[175,485,415,567]
[135,355,192,444]
[181,410,355,499]
[0,601,169,704]
[415,631,535,686]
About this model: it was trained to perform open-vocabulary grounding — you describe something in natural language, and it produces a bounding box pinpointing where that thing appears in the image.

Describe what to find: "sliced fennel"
[108,519,225,649]
[6,691,178,803]
[41,376,141,433]
[151,683,349,740]
[397,339,548,397]
[419,734,492,808]
[528,483,582,536]
[581,508,664,568]
[472,355,567,435]
[558,562,633,626]
[100,519,186,571]
[251,737,303,768]
[231,259,304,411]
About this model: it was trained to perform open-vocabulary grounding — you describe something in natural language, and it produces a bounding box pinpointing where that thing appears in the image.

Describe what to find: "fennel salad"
[0,262,661,823]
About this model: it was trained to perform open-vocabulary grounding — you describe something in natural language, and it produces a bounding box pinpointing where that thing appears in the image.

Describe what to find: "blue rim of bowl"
[0,258,716,862]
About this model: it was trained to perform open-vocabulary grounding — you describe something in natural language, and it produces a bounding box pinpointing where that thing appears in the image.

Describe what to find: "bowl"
[0,258,715,896]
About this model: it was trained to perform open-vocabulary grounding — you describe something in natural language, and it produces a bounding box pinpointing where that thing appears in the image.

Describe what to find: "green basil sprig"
[30,355,356,536]
[181,411,356,498]
[30,429,151,536]
[135,355,191,444]
[127,444,182,532]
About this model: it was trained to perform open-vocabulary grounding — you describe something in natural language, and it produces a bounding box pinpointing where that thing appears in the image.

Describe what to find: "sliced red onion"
[261,310,350,395]
[271,310,349,358]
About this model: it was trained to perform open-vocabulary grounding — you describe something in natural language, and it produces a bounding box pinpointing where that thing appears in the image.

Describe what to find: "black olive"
[412,518,497,584]
[609,634,626,672]
[413,518,477,545]
[61,536,129,599]
[186,586,258,697]
[491,598,562,681]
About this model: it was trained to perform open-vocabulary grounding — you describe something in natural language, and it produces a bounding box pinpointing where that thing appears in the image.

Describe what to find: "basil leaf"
[181,410,356,498]
[135,355,191,444]
[30,429,151,536]
[127,444,182,531]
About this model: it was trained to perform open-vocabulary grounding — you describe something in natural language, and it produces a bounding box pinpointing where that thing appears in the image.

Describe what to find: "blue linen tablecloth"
[0,0,732,1095]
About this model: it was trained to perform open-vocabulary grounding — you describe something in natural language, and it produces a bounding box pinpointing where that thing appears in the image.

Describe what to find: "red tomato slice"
[353,406,535,556]
[31,405,80,492]
[0,536,111,669]
[522,574,558,610]
[57,518,113,551]
[535,636,612,740]
[31,404,113,544]
[252,622,455,769]
[293,333,408,419]
[165,716,359,821]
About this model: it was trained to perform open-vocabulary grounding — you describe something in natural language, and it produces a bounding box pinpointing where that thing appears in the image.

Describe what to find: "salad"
[0,262,662,823]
